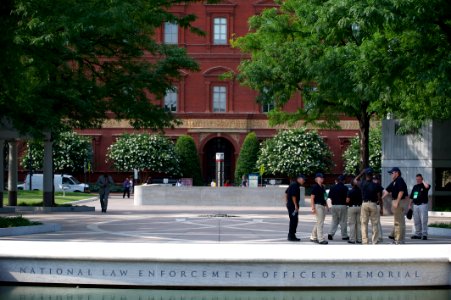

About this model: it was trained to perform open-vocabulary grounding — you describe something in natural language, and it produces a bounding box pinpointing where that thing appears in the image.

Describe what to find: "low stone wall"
[0,241,450,288]
[134,185,305,207]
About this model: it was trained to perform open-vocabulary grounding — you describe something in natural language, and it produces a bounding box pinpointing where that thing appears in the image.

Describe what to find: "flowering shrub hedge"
[107,133,180,175]
[343,126,381,174]
[257,128,333,177]
[21,131,91,173]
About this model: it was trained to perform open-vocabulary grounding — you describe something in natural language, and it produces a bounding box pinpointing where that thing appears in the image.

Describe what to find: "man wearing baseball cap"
[310,173,328,244]
[285,174,306,241]
[383,167,409,244]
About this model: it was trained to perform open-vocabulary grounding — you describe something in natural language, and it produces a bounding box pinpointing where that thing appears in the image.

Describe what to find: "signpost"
[215,152,224,187]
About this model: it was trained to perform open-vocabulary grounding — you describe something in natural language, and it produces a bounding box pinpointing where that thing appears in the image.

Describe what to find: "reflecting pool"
[0,286,450,300]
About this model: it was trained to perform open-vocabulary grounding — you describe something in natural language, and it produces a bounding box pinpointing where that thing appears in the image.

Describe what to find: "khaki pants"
[311,204,326,242]
[377,204,383,241]
[393,199,409,242]
[361,202,379,244]
[347,206,361,242]
[329,205,348,238]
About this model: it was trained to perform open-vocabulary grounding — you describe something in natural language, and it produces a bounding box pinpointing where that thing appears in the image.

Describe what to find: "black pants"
[287,206,299,236]
[123,187,130,198]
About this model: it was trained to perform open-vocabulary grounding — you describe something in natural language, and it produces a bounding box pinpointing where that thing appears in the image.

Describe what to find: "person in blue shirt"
[382,167,409,244]
[310,173,328,245]
[285,174,306,242]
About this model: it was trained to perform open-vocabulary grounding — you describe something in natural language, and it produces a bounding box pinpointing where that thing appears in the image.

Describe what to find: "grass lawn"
[0,215,42,228]
[2,190,96,206]
[429,222,451,229]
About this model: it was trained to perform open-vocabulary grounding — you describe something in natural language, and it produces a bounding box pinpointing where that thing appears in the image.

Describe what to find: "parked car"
[19,174,88,192]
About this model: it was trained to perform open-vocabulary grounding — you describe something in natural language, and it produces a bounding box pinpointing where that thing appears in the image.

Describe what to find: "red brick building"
[78,0,358,183]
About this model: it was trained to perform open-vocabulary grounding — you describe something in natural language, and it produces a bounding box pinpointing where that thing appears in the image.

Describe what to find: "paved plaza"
[1,195,450,244]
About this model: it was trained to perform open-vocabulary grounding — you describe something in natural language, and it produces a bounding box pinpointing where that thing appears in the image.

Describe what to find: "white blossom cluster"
[22,132,91,172]
[106,133,181,175]
[257,127,333,177]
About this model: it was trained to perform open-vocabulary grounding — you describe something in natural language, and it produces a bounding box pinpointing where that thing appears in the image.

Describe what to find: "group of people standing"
[286,167,430,245]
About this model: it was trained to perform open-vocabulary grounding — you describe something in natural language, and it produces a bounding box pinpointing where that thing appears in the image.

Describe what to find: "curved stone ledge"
[0,241,449,288]
[134,185,305,207]
[13,205,95,213]
[0,223,60,237]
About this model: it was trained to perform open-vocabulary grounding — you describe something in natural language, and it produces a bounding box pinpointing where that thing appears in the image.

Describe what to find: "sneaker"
[342,237,350,241]
[356,241,362,244]
[310,239,319,243]
[348,241,356,244]
[411,235,421,239]
[288,236,301,242]
[328,234,333,240]
[422,236,427,240]
[319,241,328,245]
[388,235,394,240]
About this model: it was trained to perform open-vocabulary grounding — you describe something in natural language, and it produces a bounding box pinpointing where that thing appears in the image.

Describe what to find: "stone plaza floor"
[1,194,450,244]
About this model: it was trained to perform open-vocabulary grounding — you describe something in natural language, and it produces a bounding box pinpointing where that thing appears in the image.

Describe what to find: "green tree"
[107,133,180,176]
[235,132,259,183]
[257,128,333,178]
[175,135,203,186]
[22,132,91,173]
[232,0,450,171]
[343,125,382,175]
[0,0,218,136]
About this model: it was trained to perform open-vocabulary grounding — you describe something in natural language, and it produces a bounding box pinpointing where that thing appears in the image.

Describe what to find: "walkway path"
[1,195,450,244]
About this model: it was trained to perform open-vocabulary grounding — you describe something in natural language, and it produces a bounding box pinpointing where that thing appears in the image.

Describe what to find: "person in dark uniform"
[382,167,409,244]
[286,174,306,241]
[373,174,385,242]
[409,174,430,240]
[346,178,362,244]
[357,168,381,244]
[310,173,328,244]
[328,175,350,241]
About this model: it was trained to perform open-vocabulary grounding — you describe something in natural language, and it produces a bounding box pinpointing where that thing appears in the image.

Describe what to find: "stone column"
[43,133,54,207]
[0,140,4,208]
[7,140,18,206]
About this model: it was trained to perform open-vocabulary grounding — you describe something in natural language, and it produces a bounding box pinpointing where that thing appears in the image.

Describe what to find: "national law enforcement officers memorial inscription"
[0,242,450,288]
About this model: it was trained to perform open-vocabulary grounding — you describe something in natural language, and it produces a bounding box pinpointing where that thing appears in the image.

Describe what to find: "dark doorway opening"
[203,137,235,185]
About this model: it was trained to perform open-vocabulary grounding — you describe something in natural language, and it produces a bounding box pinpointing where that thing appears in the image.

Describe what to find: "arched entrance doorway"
[203,137,235,185]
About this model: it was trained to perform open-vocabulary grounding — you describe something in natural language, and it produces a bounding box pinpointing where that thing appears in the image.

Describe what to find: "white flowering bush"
[107,133,180,175]
[257,128,333,177]
[22,131,91,173]
[343,125,381,174]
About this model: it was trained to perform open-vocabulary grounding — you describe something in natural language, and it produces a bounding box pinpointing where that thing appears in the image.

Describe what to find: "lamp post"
[351,23,361,44]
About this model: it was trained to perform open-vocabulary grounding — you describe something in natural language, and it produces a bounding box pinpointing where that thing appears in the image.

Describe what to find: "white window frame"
[212,86,227,112]
[164,22,178,45]
[213,17,227,45]
[164,88,178,112]
[262,101,275,113]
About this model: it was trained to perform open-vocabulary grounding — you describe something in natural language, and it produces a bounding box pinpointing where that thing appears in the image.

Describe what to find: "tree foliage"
[107,133,180,176]
[257,128,333,178]
[343,125,382,175]
[235,132,259,182]
[233,0,450,171]
[0,0,218,136]
[175,135,203,186]
[22,131,91,173]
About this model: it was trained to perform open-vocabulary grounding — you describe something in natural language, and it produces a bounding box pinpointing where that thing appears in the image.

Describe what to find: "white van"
[21,174,88,192]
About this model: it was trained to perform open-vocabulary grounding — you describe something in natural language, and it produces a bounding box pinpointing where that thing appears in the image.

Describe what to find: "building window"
[212,86,226,112]
[262,102,275,113]
[213,18,227,45]
[164,22,178,44]
[164,88,178,112]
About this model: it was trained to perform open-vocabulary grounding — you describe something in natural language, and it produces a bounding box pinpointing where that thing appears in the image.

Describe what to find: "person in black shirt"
[409,174,430,240]
[382,167,409,244]
[285,174,306,242]
[310,173,328,244]
[346,178,362,244]
[357,168,381,244]
[373,174,385,242]
[327,175,350,241]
